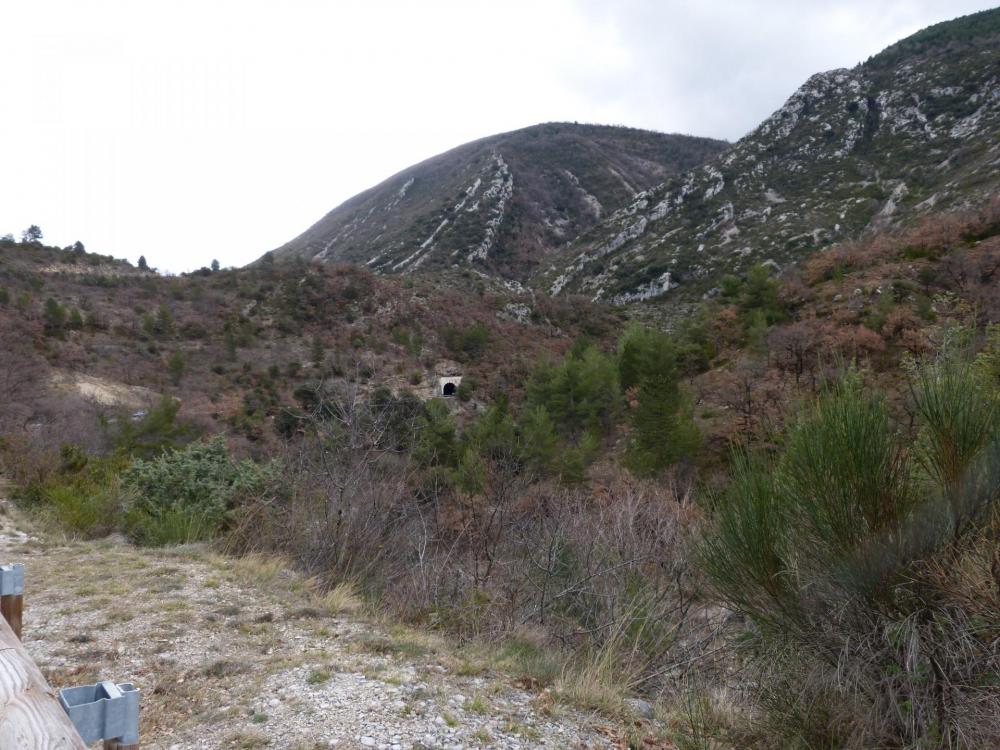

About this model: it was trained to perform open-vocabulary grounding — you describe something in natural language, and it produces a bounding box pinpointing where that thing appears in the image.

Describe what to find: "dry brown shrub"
[768,318,829,386]
[827,324,886,364]
[711,305,744,348]
[708,356,787,443]
[881,306,922,341]
[229,394,708,689]
[941,237,1000,323]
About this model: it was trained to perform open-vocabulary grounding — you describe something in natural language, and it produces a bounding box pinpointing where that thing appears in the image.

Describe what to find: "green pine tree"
[622,327,700,475]
[167,350,186,385]
[43,297,67,338]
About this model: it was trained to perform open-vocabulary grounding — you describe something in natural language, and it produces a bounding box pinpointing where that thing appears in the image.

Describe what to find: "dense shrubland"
[2,199,999,747]
[700,357,1000,748]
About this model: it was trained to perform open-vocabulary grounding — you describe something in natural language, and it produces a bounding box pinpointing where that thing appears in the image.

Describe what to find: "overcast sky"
[2,1,994,272]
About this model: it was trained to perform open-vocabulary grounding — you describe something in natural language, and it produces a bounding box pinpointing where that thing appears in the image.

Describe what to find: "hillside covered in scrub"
[3,193,999,748]
[0,237,621,457]
[2,8,1000,750]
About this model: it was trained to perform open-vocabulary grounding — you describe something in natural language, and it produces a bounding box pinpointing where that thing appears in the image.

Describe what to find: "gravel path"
[0,505,623,749]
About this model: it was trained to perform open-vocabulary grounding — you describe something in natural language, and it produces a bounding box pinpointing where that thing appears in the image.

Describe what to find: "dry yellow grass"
[313,581,362,615]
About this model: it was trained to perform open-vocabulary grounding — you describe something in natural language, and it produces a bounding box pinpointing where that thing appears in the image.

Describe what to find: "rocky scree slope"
[270,123,728,280]
[542,8,1000,305]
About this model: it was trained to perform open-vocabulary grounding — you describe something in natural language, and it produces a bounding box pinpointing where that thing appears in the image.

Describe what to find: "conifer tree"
[620,326,699,475]
[43,297,66,338]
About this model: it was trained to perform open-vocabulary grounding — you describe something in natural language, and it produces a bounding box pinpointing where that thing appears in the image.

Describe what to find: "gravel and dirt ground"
[0,503,631,749]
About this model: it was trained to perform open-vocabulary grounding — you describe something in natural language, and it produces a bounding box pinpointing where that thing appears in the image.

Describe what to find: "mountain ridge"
[542,8,1000,304]
[269,122,729,279]
[270,9,1000,316]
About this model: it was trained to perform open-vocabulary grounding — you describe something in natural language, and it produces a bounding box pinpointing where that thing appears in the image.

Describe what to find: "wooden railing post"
[0,563,23,639]
[1,592,23,639]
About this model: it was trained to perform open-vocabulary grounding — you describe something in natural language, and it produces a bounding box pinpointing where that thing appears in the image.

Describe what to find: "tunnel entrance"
[439,375,462,397]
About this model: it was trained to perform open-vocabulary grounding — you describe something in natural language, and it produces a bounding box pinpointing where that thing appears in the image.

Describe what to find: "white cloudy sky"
[1,1,994,272]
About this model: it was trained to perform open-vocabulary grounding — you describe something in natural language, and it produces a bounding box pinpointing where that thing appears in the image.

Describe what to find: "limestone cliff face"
[267,123,728,280]
[540,9,1000,304]
[270,10,1000,314]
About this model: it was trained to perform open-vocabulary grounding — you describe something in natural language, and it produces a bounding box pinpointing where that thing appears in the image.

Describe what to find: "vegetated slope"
[270,123,728,279]
[4,202,999,750]
[0,240,619,455]
[543,8,1000,305]
[686,196,1000,453]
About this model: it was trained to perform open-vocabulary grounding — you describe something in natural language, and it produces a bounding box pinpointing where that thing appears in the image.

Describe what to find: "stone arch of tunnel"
[439,376,462,397]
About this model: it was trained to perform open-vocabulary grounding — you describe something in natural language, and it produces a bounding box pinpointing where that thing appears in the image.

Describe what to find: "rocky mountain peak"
[269,123,728,279]
[541,8,1000,305]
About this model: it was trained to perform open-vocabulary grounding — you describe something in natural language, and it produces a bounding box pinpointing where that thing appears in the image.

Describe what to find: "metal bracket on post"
[59,680,140,749]
[0,562,24,638]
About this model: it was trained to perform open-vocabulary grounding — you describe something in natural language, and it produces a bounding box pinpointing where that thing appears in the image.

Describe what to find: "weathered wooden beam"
[0,614,88,749]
